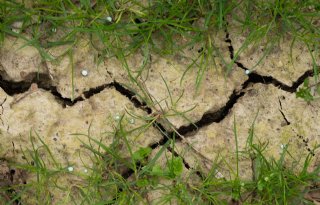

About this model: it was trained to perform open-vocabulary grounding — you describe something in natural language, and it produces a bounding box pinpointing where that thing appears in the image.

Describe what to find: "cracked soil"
[0,18,319,204]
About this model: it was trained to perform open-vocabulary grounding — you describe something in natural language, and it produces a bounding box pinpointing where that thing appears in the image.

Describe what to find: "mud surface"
[0,19,319,203]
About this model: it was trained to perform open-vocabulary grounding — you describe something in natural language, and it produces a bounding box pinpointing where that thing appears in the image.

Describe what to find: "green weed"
[296,78,320,102]
[1,0,318,93]
[1,116,319,204]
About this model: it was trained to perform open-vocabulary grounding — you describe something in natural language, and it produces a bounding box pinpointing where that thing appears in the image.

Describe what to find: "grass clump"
[229,0,319,76]
[0,1,320,204]
[1,118,319,204]
[243,122,320,204]
[1,0,319,92]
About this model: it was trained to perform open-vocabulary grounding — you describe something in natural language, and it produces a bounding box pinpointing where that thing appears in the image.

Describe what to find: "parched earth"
[0,20,319,204]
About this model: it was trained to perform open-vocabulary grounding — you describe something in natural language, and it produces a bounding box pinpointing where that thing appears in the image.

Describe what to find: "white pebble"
[106,16,112,22]
[81,69,88,77]
[245,69,251,75]
[129,118,135,124]
[114,114,121,121]
[11,28,20,33]
[215,170,224,179]
[67,166,74,172]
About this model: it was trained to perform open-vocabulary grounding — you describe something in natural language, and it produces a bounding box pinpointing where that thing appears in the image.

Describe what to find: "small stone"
[11,21,23,34]
[114,114,121,121]
[215,170,224,179]
[245,69,251,75]
[129,118,135,124]
[67,166,74,172]
[106,16,112,22]
[11,28,20,33]
[30,83,38,92]
[81,69,88,77]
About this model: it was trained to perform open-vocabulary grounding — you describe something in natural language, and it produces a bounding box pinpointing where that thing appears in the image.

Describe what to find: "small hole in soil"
[10,169,16,175]
[134,18,142,24]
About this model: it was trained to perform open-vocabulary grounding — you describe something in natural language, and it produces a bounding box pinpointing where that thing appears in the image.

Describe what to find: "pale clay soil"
[0,20,319,203]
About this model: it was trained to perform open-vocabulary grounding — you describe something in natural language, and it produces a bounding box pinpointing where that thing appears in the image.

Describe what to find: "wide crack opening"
[173,33,314,137]
[177,90,245,135]
[0,73,149,108]
[0,29,317,188]
[225,29,314,93]
[0,73,115,107]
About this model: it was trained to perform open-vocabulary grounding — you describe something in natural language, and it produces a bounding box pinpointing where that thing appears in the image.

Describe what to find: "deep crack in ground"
[0,72,193,177]
[225,31,314,93]
[0,73,150,109]
[0,73,114,107]
[0,31,316,181]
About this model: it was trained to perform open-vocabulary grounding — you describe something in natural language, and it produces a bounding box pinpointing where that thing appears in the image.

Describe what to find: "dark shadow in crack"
[174,68,313,137]
[0,47,315,182]
[112,82,152,114]
[177,90,245,135]
[0,73,118,107]
[224,29,314,93]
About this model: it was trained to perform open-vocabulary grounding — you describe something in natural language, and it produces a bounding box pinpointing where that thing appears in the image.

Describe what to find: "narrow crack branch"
[110,82,202,178]
[225,29,314,93]
[279,109,291,126]
[278,96,291,126]
[167,146,190,169]
[278,97,283,110]
[0,96,7,126]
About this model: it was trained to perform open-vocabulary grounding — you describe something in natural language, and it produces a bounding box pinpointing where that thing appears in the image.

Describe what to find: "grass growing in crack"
[170,116,320,204]
[1,0,318,94]
[1,116,319,204]
[5,132,67,204]
[296,77,320,102]
[240,116,319,204]
[229,0,320,76]
[0,0,233,92]
[1,1,320,204]
[246,142,319,203]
